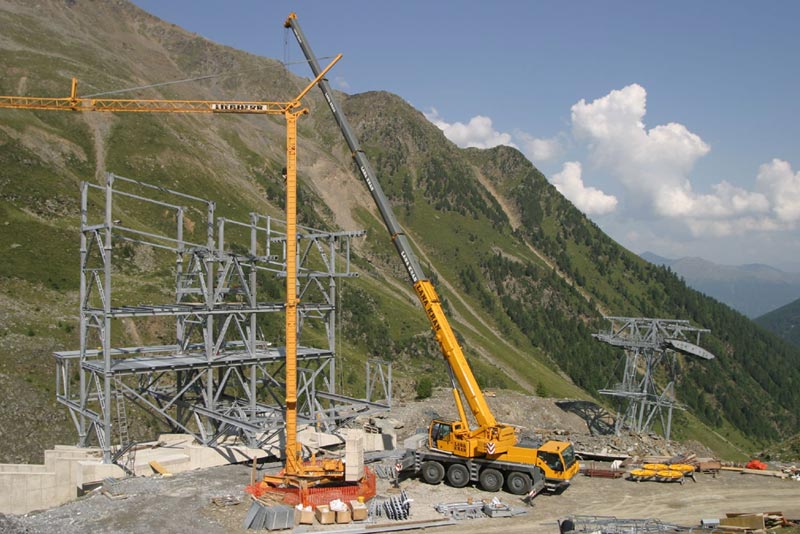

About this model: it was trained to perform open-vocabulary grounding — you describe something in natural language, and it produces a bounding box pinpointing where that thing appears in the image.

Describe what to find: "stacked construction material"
[381,491,412,520]
[243,502,293,530]
[434,501,486,520]
[719,511,796,530]
[369,492,412,520]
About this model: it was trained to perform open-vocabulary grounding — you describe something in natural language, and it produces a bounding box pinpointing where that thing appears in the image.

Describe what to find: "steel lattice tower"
[54,174,391,464]
[594,317,715,440]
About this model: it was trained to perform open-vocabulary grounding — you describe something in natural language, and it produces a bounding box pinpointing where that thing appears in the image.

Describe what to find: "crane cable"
[284,24,291,68]
[82,57,337,98]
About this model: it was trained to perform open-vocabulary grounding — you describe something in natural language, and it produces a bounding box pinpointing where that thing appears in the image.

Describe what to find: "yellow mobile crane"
[0,57,358,485]
[284,14,579,495]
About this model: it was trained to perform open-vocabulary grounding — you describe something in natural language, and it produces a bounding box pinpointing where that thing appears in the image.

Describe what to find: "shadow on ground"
[555,401,616,436]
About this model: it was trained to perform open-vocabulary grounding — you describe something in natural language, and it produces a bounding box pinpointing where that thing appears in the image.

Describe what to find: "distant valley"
[640,252,800,318]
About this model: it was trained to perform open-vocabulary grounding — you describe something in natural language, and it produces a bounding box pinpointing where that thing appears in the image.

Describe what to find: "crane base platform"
[246,466,376,507]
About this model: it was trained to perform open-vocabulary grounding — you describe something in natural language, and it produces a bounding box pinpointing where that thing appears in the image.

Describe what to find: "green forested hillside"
[756,298,800,348]
[1,0,798,463]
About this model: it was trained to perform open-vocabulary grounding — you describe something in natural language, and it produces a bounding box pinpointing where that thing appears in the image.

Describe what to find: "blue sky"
[132,1,800,270]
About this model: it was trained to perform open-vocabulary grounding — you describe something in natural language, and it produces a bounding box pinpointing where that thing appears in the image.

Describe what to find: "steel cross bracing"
[593,317,714,440]
[53,174,387,463]
[365,358,392,406]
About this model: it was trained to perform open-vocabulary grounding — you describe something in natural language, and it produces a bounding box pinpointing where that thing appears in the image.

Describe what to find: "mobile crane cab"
[427,419,578,492]
[533,439,580,491]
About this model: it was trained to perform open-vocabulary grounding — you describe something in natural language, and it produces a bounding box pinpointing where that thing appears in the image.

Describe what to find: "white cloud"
[570,84,794,237]
[516,132,562,163]
[425,109,516,150]
[551,161,618,215]
[422,96,796,248]
[571,84,710,211]
[757,159,800,224]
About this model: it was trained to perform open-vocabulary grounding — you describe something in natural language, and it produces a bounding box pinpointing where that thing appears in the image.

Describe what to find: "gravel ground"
[4,463,799,534]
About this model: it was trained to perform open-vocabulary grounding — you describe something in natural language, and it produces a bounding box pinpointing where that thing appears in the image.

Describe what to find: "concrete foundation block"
[0,437,272,515]
[76,460,125,489]
[185,443,267,470]
[0,470,58,514]
[133,452,191,476]
[297,428,344,449]
[344,435,364,482]
[156,434,194,446]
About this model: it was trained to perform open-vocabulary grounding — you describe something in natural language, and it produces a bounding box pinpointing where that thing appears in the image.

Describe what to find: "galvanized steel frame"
[366,358,392,406]
[594,317,711,440]
[54,174,385,462]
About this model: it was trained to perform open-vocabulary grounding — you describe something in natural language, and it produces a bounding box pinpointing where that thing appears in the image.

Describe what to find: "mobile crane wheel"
[446,463,470,488]
[479,468,504,492]
[420,461,445,484]
[505,471,533,495]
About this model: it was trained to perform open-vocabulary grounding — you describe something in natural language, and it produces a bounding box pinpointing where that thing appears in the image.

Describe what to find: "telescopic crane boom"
[285,12,507,452]
[284,14,579,493]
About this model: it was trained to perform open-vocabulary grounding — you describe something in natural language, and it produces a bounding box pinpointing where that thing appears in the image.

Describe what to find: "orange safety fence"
[245,466,376,508]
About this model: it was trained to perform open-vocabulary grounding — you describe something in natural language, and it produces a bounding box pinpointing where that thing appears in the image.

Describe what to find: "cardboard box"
[315,505,335,525]
[295,508,314,525]
[349,500,368,521]
[335,509,352,524]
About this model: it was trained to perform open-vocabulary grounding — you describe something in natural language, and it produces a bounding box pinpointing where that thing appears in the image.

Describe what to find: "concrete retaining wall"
[0,467,58,514]
[0,428,388,515]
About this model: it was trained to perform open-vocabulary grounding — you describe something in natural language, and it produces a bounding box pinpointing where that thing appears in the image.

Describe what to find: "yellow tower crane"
[0,55,349,484]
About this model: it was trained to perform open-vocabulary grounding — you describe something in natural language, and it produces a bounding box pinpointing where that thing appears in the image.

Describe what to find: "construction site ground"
[3,390,799,533]
[3,462,799,534]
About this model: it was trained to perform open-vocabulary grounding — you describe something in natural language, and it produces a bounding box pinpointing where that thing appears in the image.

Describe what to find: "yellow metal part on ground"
[643,463,669,471]
[656,469,684,480]
[668,463,696,473]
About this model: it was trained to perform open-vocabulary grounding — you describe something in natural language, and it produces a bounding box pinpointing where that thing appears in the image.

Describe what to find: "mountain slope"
[756,298,800,347]
[1,0,799,464]
[641,252,800,318]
